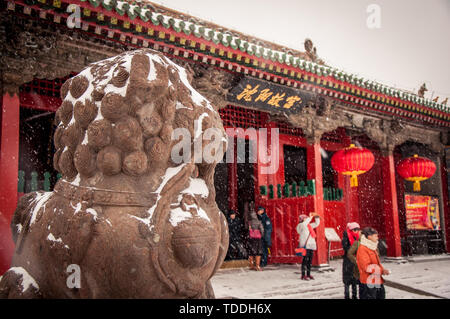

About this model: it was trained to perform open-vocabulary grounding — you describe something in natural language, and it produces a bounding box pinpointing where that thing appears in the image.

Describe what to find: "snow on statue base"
[0,49,229,299]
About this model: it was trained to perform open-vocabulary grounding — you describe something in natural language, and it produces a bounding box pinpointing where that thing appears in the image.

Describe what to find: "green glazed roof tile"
[115,0,128,15]
[101,0,114,10]
[88,0,101,8]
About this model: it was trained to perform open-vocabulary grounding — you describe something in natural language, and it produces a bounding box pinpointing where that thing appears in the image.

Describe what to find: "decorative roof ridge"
[15,0,449,118]
[77,0,448,113]
[141,1,310,58]
[81,0,314,61]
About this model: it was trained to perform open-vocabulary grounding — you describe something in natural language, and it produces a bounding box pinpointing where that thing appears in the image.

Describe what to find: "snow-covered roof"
[13,0,450,126]
[76,1,449,119]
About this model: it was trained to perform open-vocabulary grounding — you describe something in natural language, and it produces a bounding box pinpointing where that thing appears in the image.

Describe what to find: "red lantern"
[396,154,436,191]
[331,144,375,187]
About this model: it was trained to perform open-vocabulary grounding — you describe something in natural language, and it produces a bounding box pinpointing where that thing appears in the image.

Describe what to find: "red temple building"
[0,0,449,274]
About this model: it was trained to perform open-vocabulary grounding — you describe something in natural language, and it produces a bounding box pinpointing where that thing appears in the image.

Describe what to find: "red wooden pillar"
[227,161,237,212]
[344,177,360,224]
[256,127,268,203]
[381,148,402,257]
[0,92,20,275]
[227,134,237,213]
[394,151,407,241]
[306,139,328,266]
[440,157,450,253]
[266,121,283,186]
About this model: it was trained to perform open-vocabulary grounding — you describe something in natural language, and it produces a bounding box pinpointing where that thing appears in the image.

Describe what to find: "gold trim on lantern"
[342,170,367,187]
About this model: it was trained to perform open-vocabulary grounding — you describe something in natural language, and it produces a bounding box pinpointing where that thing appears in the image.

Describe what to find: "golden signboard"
[228,77,313,115]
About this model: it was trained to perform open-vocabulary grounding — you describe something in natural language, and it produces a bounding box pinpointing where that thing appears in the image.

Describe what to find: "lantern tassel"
[350,175,358,187]
[413,180,421,192]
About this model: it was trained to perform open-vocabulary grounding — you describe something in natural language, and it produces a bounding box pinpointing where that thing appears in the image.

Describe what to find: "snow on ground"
[211,256,450,299]
[385,257,450,299]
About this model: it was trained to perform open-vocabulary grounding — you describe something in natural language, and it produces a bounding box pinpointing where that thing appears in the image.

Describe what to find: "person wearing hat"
[347,225,364,299]
[356,227,390,299]
[341,222,361,299]
[257,206,272,268]
[296,212,320,280]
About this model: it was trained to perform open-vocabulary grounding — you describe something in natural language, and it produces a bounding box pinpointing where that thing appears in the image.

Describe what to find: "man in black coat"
[342,222,361,299]
[226,210,245,260]
[257,206,272,267]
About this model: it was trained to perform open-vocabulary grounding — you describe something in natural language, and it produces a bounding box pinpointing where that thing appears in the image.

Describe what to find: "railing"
[260,180,316,199]
[18,170,61,193]
[323,187,343,201]
[261,196,309,263]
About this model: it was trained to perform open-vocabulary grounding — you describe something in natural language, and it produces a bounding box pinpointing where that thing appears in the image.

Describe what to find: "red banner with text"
[405,195,440,230]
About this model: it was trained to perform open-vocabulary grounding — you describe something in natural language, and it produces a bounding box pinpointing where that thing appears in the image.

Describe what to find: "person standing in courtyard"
[347,226,364,299]
[226,210,244,260]
[342,222,361,299]
[257,206,272,268]
[356,227,390,299]
[296,212,320,280]
[247,209,264,271]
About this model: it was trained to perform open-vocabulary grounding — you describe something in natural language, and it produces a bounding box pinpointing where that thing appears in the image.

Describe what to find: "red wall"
[357,149,385,237]
[0,93,20,275]
[262,197,308,264]
[324,201,346,257]
[257,132,349,263]
[395,151,408,239]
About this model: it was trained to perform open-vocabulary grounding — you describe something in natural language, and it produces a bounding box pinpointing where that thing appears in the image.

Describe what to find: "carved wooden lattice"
[20,74,76,98]
[219,105,267,129]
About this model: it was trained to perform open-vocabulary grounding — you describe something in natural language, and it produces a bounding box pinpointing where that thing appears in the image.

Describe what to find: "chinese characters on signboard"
[405,195,440,230]
[228,77,313,115]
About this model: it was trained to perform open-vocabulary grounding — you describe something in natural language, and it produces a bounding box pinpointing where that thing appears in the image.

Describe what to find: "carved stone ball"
[60,123,83,151]
[69,75,89,99]
[58,148,77,179]
[87,119,112,151]
[74,99,97,129]
[96,145,122,176]
[112,116,143,153]
[144,136,169,164]
[110,66,129,88]
[74,144,97,177]
[53,125,65,149]
[60,79,71,100]
[122,151,148,176]
[101,92,128,122]
[56,101,73,126]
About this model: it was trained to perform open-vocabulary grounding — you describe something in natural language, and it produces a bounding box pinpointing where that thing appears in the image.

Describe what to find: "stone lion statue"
[0,49,229,298]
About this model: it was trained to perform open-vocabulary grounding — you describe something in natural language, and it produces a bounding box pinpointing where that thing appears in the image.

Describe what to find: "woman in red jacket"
[356,227,390,299]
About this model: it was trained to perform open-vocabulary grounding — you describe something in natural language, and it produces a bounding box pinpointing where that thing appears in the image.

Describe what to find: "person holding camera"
[296,212,320,280]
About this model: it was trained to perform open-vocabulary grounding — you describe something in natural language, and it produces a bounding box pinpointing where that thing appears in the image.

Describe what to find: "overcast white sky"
[151,0,450,102]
